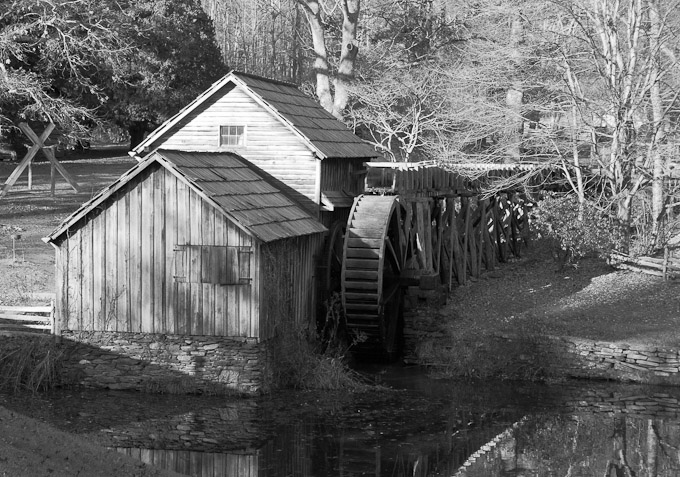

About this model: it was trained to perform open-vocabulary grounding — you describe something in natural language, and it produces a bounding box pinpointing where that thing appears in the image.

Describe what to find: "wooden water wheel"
[341,195,408,359]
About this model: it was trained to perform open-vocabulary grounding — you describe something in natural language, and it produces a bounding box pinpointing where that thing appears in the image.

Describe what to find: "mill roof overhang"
[44,150,327,245]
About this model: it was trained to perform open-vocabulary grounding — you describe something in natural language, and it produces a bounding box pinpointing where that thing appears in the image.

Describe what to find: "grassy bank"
[0,336,66,392]
[409,239,680,380]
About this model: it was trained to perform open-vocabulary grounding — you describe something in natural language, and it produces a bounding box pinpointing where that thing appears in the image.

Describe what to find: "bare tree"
[297,0,360,118]
[201,0,304,81]
[0,0,130,133]
[347,67,451,161]
[551,0,680,245]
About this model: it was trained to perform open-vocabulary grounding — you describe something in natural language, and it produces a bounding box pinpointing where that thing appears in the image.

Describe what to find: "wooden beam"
[0,123,80,197]
[50,160,56,196]
[415,201,428,270]
[18,122,55,146]
[43,146,80,192]
[483,200,496,271]
[0,143,41,197]
[478,199,487,273]
[468,204,479,278]
[462,198,470,280]
[434,199,445,276]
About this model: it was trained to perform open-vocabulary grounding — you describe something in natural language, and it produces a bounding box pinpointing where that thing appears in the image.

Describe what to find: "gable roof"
[44,150,327,245]
[131,71,377,160]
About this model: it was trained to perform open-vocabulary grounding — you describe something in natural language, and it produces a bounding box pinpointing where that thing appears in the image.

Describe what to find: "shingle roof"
[162,150,326,242]
[235,72,377,159]
[132,71,378,160]
[44,151,326,245]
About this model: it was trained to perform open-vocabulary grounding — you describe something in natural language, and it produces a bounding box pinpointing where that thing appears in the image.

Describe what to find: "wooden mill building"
[44,72,379,393]
[132,71,378,226]
[44,149,326,337]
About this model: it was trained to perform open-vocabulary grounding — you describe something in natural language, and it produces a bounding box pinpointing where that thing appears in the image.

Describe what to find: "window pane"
[220,125,245,146]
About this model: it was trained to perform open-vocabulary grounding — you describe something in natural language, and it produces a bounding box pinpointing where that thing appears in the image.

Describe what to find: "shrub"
[266,325,370,391]
[532,193,622,264]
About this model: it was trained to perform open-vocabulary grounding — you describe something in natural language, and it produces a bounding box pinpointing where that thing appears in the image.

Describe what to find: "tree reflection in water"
[461,413,680,477]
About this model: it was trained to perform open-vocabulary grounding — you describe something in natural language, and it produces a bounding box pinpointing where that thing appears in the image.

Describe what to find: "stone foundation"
[59,331,266,394]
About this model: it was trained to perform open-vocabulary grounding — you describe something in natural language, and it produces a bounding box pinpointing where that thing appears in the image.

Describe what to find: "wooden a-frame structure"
[0,122,80,198]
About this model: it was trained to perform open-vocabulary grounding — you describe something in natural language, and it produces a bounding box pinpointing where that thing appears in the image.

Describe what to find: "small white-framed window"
[219,125,246,147]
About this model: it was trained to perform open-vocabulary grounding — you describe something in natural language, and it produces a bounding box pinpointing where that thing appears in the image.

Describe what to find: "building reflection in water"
[110,390,680,477]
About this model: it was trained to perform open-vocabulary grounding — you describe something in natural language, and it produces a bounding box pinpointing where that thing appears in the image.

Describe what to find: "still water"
[4,365,680,476]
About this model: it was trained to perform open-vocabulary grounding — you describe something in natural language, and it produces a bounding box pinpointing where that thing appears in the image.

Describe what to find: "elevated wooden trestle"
[332,161,532,358]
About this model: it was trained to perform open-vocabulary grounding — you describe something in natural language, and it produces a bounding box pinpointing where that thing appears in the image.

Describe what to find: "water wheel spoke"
[331,248,342,267]
[381,281,400,306]
[384,237,401,273]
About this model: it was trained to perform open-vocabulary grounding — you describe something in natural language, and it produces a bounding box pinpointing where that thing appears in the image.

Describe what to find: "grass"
[0,337,65,392]
[0,259,51,305]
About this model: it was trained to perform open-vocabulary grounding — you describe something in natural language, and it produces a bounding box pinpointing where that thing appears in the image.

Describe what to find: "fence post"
[50,298,55,335]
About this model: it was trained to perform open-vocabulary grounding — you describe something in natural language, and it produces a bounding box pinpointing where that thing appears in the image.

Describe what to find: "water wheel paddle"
[342,195,406,359]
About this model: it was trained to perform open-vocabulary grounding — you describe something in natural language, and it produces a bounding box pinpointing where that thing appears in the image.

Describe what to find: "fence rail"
[610,250,680,279]
[0,302,54,335]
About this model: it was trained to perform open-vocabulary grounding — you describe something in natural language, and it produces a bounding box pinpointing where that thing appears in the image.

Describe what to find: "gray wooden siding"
[320,157,365,195]
[259,234,324,341]
[55,165,259,337]
[155,85,320,211]
[319,157,366,228]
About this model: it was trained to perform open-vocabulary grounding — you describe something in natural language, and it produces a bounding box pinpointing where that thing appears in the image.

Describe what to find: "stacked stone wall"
[562,387,680,417]
[512,335,680,386]
[404,308,680,386]
[102,400,262,451]
[59,331,267,394]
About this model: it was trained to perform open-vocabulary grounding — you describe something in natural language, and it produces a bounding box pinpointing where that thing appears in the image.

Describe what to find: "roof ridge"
[230,70,299,88]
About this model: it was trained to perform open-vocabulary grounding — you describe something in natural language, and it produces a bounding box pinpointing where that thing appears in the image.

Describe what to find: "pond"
[3,365,680,476]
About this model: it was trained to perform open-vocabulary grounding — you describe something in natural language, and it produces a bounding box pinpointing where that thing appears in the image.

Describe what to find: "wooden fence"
[0,302,54,336]
[610,250,680,279]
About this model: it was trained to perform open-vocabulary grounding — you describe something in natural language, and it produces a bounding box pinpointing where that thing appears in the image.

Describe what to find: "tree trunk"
[499,436,517,475]
[331,0,360,119]
[571,105,585,219]
[648,0,667,246]
[607,415,636,477]
[297,0,334,113]
[128,121,149,151]
[505,14,524,163]
[647,419,658,477]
